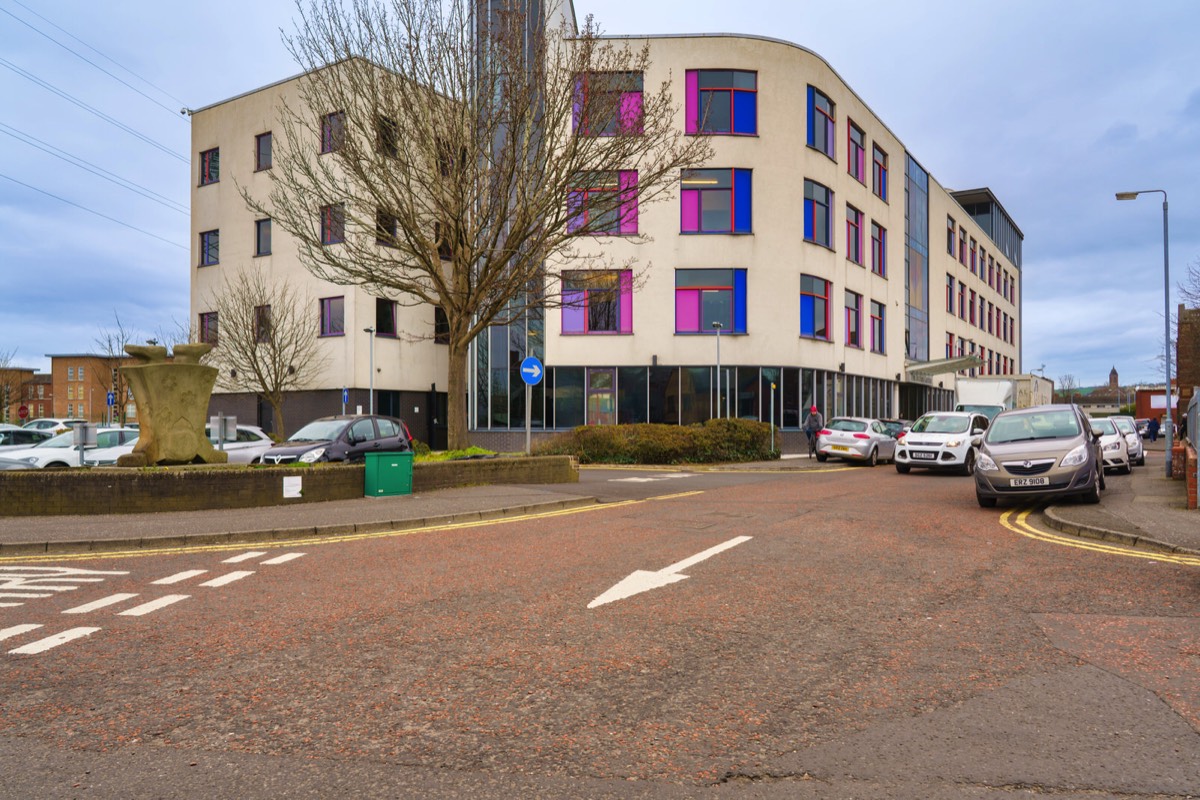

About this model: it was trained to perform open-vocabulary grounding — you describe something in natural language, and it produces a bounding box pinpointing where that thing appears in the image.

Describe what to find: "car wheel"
[976,492,997,508]
[961,450,976,477]
[815,452,828,463]
[1121,463,1132,475]
[895,463,911,474]
[44,462,70,469]
[867,448,878,467]
[1082,476,1101,504]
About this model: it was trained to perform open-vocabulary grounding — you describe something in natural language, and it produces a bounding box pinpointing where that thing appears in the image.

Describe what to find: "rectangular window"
[987,301,995,334]
[947,216,956,255]
[376,297,397,337]
[67,367,74,380]
[563,270,633,334]
[680,168,751,233]
[872,144,888,201]
[675,268,747,334]
[320,111,345,153]
[255,132,272,171]
[870,300,885,353]
[376,210,398,247]
[988,255,995,289]
[969,238,977,274]
[846,205,863,264]
[574,71,644,136]
[434,306,449,344]
[946,332,955,359]
[845,290,862,348]
[569,170,638,235]
[848,121,865,182]
[199,229,219,266]
[979,294,986,329]
[870,222,886,276]
[255,219,271,256]
[799,274,830,340]
[686,69,757,135]
[376,116,399,157]
[958,282,966,319]
[807,86,836,159]
[321,203,345,245]
[803,179,833,247]
[319,296,344,336]
[969,289,977,325]
[435,221,452,261]
[199,147,219,185]
[959,229,967,265]
[254,305,271,343]
[946,274,955,312]
[199,312,218,346]
[67,385,74,400]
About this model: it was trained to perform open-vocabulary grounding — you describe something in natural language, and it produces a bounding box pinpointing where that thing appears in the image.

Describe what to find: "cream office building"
[190,26,1023,447]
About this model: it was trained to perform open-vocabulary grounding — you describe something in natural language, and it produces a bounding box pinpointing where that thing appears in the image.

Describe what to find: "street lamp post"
[1116,189,1172,477]
[712,321,723,419]
[363,326,376,415]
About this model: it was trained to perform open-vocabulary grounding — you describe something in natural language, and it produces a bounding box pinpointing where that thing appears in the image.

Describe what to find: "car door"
[375,417,411,452]
[872,421,896,459]
[343,417,381,461]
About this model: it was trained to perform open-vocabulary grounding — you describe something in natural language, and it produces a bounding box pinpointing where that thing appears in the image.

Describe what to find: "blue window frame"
[807,86,835,159]
[800,274,830,340]
[803,180,833,248]
[675,269,747,333]
[681,168,752,233]
[686,70,757,135]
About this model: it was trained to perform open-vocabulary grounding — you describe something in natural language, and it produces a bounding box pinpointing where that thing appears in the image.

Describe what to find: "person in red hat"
[802,404,824,456]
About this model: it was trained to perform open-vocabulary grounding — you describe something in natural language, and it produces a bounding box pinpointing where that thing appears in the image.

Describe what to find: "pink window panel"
[619,270,633,333]
[685,71,699,134]
[619,170,639,234]
[562,288,586,333]
[675,290,699,332]
[680,189,699,231]
[619,92,643,134]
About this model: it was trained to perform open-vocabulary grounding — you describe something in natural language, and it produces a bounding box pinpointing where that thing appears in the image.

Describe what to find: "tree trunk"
[446,339,470,451]
[268,394,286,439]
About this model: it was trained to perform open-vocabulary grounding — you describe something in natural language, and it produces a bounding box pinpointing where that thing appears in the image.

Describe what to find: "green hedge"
[533,419,779,464]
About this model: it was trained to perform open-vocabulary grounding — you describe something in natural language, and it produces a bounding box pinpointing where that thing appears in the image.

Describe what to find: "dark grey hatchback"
[259,415,413,464]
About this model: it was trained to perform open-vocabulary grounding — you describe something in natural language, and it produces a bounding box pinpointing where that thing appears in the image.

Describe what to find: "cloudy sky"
[1,0,1197,389]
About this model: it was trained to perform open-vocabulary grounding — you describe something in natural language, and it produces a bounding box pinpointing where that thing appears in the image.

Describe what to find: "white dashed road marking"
[222,552,267,563]
[9,627,100,655]
[610,473,696,484]
[118,595,190,617]
[0,566,129,608]
[0,624,43,641]
[199,571,254,587]
[63,593,139,614]
[260,553,305,565]
[152,570,208,585]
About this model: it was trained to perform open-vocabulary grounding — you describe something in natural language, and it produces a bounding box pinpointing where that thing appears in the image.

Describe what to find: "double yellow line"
[999,507,1200,566]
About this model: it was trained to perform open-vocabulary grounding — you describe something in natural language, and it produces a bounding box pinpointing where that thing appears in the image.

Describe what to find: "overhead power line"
[0,171,187,251]
[0,56,188,163]
[0,6,186,121]
[0,123,188,214]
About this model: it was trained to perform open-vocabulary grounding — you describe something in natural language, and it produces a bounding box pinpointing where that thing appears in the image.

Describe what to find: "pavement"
[0,439,1195,557]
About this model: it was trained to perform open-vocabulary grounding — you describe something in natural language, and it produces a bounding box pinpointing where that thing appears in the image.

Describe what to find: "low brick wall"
[0,456,577,517]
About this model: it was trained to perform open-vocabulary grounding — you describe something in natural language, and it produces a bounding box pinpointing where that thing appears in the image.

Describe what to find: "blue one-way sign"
[520,356,544,386]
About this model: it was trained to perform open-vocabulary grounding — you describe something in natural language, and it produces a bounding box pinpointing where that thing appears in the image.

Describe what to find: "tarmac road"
[2,463,1199,798]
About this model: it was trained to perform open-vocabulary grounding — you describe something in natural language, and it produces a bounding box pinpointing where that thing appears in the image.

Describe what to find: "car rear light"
[818,429,831,436]
[853,433,871,439]
[896,431,907,439]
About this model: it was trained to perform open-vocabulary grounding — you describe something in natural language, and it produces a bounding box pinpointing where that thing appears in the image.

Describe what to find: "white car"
[1089,417,1131,474]
[895,411,991,476]
[0,427,55,451]
[1110,415,1145,467]
[22,417,86,434]
[6,427,141,469]
[83,424,274,466]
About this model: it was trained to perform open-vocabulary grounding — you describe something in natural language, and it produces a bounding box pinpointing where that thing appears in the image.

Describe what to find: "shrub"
[534,419,778,464]
[411,439,432,457]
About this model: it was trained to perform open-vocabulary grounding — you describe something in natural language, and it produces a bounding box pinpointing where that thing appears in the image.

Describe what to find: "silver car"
[974,405,1103,507]
[815,417,897,466]
[1110,415,1145,466]
[1089,417,1131,475]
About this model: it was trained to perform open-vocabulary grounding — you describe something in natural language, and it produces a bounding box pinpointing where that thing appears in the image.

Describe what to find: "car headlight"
[944,439,963,448]
[299,447,326,463]
[1060,443,1089,467]
[976,452,998,471]
[23,457,39,465]
[1103,441,1122,452]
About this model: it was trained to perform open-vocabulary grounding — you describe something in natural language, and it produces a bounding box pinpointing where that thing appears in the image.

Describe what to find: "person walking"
[803,405,824,456]
[1148,416,1160,442]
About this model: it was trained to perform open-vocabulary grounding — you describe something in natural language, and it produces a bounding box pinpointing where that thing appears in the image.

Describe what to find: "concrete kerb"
[0,497,600,558]
[1042,504,1200,557]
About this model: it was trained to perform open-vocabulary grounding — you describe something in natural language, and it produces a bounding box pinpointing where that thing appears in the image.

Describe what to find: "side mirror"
[971,428,984,436]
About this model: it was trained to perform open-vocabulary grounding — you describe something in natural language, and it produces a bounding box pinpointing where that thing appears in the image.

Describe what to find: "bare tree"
[0,347,21,423]
[246,0,711,448]
[1057,373,1078,402]
[203,268,327,434]
[93,313,140,425]
[1180,256,1200,308]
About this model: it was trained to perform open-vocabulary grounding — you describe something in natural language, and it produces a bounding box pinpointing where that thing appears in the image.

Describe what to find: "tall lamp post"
[363,326,376,415]
[1116,189,1172,477]
[712,321,724,418]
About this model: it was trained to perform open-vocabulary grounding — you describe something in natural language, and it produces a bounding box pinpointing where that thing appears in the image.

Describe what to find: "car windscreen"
[987,411,1081,443]
[1089,419,1117,435]
[34,431,76,448]
[1113,418,1136,435]
[287,419,348,442]
[911,414,969,434]
[829,419,867,432]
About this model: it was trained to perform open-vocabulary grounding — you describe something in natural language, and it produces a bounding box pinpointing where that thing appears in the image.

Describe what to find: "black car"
[259,415,413,464]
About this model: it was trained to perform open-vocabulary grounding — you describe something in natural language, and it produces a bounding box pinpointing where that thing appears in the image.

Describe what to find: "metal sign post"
[209,414,237,452]
[342,387,348,416]
[519,356,544,456]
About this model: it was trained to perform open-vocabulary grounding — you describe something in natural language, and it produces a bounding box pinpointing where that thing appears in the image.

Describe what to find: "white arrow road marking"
[610,473,694,484]
[9,627,100,655]
[222,552,267,563]
[587,535,753,609]
[63,593,139,614]
[260,553,305,565]
[0,624,43,641]
[118,595,189,617]
[153,570,208,585]
[199,571,254,587]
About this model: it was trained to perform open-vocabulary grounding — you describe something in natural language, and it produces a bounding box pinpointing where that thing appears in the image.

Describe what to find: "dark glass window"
[199,229,219,265]
[376,298,397,336]
[255,219,271,256]
[255,133,272,171]
[200,148,219,185]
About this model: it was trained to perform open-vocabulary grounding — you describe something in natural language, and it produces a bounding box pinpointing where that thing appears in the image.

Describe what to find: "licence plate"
[830,445,850,452]
[1010,477,1049,487]
[911,451,936,460]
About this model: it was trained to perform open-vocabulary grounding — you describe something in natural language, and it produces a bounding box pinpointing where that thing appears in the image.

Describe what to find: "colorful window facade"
[807,86,836,159]
[800,274,830,340]
[675,269,747,334]
[681,169,751,233]
[568,171,638,235]
[803,180,833,247]
[574,71,644,136]
[686,70,757,135]
[563,270,633,334]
